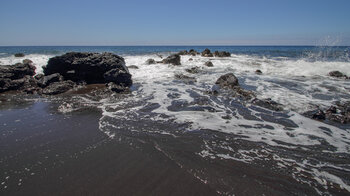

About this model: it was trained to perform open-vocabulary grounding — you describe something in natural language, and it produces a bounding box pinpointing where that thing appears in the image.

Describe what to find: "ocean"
[1,46,350,195]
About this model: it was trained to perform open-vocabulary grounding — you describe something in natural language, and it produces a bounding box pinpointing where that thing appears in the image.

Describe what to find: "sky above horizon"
[0,0,350,46]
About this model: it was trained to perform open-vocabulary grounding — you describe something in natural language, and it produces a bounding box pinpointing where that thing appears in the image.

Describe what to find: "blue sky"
[0,0,349,46]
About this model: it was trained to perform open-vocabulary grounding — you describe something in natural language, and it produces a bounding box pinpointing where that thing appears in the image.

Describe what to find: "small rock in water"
[255,69,262,74]
[215,73,239,89]
[188,58,193,61]
[204,61,214,67]
[145,59,156,65]
[328,71,348,79]
[127,65,139,69]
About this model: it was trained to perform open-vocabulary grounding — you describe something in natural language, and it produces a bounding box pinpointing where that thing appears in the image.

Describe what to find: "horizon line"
[0,45,349,47]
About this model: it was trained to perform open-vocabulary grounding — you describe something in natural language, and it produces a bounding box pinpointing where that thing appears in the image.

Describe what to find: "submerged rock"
[162,54,181,65]
[14,53,25,57]
[44,52,131,85]
[252,98,283,111]
[146,59,156,65]
[205,61,214,67]
[185,66,201,74]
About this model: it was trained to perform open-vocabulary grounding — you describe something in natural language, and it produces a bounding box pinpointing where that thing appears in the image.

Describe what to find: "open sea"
[1,46,350,195]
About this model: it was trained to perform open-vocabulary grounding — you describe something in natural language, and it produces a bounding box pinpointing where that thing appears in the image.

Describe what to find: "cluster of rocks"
[176,48,231,58]
[145,54,181,66]
[0,52,133,95]
[305,102,350,124]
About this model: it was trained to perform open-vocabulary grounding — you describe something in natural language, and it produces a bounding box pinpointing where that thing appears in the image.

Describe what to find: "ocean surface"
[1,46,350,195]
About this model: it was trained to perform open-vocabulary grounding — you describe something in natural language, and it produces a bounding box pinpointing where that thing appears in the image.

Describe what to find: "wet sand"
[0,100,218,196]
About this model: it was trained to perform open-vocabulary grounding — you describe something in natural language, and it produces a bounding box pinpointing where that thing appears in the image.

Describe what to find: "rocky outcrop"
[201,49,213,57]
[0,60,37,92]
[1,52,133,95]
[205,61,214,67]
[162,54,181,65]
[214,51,231,57]
[328,71,348,79]
[14,53,25,57]
[146,59,156,65]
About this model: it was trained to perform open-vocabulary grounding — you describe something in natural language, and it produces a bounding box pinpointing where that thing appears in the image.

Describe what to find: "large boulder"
[162,54,181,65]
[44,52,131,86]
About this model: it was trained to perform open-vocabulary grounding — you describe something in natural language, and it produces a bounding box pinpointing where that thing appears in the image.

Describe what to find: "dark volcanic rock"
[44,52,131,86]
[162,54,181,65]
[188,58,193,61]
[0,62,36,80]
[205,61,214,67]
[201,49,213,57]
[215,73,239,89]
[146,59,156,65]
[42,80,75,95]
[255,70,262,74]
[328,71,348,79]
[14,53,25,57]
[189,49,199,56]
[214,51,231,57]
